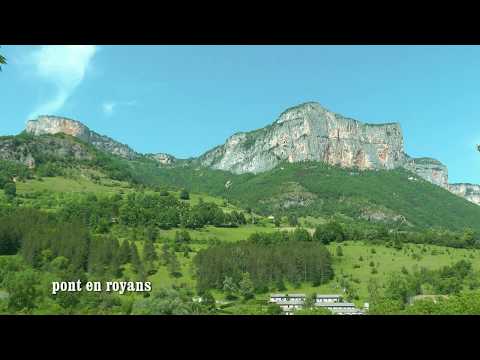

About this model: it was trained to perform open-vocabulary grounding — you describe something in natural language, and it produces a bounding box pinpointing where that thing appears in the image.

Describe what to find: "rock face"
[448,184,480,206]
[19,106,480,206]
[403,157,449,188]
[146,153,176,165]
[200,102,407,174]
[199,101,480,205]
[26,116,139,160]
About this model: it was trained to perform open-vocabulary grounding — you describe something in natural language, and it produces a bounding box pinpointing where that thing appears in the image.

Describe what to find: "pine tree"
[222,276,238,300]
[167,252,181,277]
[146,226,158,242]
[239,272,255,300]
[179,189,190,200]
[130,242,142,274]
[161,242,171,266]
[118,240,131,265]
[143,239,158,262]
[336,246,343,257]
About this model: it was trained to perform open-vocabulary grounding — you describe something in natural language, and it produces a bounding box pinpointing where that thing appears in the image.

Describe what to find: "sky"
[1,45,479,184]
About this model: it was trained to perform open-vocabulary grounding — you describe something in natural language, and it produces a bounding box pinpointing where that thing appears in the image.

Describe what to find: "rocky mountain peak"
[25,115,139,160]
[276,102,327,124]
[200,101,407,174]
[26,116,90,141]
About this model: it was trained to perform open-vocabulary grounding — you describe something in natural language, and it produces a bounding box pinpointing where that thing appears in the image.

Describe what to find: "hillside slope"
[138,161,480,231]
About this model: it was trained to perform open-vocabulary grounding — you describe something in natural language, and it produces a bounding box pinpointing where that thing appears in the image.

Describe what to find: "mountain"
[26,115,139,160]
[198,102,476,205]
[199,102,406,173]
[5,101,479,209]
[0,132,95,169]
[449,183,480,205]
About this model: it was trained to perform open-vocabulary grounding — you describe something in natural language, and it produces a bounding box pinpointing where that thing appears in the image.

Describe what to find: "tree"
[288,214,299,227]
[146,226,158,242]
[3,269,40,311]
[160,242,171,266]
[239,272,255,300]
[4,182,16,199]
[167,252,182,277]
[179,189,190,200]
[292,228,311,242]
[222,276,238,300]
[336,246,343,257]
[200,291,216,310]
[0,47,6,71]
[313,221,345,244]
[118,240,131,265]
[266,303,282,315]
[143,239,158,263]
[274,217,281,227]
[367,277,381,303]
[304,293,316,308]
[130,242,142,274]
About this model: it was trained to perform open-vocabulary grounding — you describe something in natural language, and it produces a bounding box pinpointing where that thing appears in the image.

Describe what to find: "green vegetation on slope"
[138,161,480,232]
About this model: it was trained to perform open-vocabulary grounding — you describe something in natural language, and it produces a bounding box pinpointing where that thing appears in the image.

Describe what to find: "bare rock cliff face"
[26,116,139,160]
[200,102,407,174]
[403,157,449,188]
[448,184,480,206]
[146,153,176,165]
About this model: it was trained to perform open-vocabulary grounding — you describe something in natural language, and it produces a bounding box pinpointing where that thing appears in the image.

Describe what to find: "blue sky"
[1,45,479,184]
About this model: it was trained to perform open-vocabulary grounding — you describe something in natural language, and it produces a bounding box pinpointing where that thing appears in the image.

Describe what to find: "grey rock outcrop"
[403,157,449,188]
[448,183,480,206]
[146,153,176,165]
[200,102,407,174]
[26,116,139,160]
[198,101,479,205]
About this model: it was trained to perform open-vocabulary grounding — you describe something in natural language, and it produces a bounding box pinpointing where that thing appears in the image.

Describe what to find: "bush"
[3,182,16,198]
[179,189,190,200]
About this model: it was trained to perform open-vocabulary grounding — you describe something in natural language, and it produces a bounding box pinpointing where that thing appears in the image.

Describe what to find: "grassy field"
[270,241,480,307]
[128,236,480,310]
[16,176,131,195]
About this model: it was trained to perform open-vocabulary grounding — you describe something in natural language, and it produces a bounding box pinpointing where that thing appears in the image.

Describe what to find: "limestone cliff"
[26,116,139,160]
[448,183,480,206]
[198,101,479,205]
[146,153,176,165]
[403,157,449,188]
[200,102,406,174]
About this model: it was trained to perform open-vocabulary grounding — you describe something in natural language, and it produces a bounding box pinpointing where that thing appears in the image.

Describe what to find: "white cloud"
[102,101,116,116]
[27,45,97,119]
[102,100,136,116]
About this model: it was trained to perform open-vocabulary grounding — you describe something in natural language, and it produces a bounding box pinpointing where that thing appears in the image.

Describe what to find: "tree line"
[194,237,334,295]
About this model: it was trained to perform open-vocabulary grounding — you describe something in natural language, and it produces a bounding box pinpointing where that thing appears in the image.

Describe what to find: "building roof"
[315,302,356,308]
[330,308,364,314]
[316,294,342,298]
[276,301,304,306]
[270,294,287,298]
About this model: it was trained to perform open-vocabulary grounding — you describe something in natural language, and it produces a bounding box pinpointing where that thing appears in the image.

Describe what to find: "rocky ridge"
[198,102,478,205]
[15,103,480,205]
[26,116,139,160]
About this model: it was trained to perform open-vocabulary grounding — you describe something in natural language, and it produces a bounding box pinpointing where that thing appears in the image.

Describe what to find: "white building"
[315,302,363,315]
[269,293,364,315]
[315,294,342,303]
[269,293,306,304]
